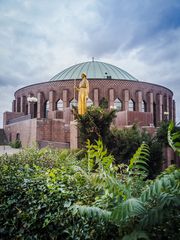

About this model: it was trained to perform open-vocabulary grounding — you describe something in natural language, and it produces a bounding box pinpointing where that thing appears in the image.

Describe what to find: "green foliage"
[1,120,180,239]
[106,126,150,164]
[0,147,117,239]
[148,140,163,178]
[86,139,114,173]
[9,139,21,148]
[99,97,108,109]
[76,107,163,178]
[128,143,150,175]
[107,125,162,178]
[168,121,180,155]
[74,106,116,146]
[156,121,170,146]
[73,205,111,221]
[122,231,149,240]
[75,139,180,239]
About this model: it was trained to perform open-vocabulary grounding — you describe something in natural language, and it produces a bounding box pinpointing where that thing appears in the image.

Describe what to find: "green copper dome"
[50,60,137,81]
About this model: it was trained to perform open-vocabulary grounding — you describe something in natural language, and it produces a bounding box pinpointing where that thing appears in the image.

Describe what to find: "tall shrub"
[74,106,116,147]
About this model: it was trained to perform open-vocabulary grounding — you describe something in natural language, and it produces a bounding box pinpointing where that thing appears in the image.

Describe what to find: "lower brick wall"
[115,111,153,127]
[4,118,70,148]
[36,119,70,143]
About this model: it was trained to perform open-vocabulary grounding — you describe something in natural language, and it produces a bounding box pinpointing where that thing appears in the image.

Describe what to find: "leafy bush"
[75,107,164,177]
[106,125,163,178]
[75,140,180,240]
[0,120,179,239]
[0,147,117,239]
[9,139,22,148]
[168,121,180,155]
[74,106,116,146]
[99,97,108,109]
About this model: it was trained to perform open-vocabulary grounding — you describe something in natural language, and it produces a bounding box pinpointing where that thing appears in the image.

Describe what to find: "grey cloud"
[0,0,180,124]
[76,0,180,57]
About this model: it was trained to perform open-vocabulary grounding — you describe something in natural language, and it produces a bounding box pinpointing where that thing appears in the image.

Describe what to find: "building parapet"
[7,114,31,125]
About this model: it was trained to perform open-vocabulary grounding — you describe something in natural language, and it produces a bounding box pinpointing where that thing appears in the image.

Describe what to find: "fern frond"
[158,192,180,208]
[112,198,146,222]
[139,170,180,228]
[141,169,180,201]
[86,139,114,173]
[128,143,150,175]
[73,205,111,221]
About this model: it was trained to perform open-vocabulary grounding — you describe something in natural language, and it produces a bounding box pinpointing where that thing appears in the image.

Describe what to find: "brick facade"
[3,78,175,149]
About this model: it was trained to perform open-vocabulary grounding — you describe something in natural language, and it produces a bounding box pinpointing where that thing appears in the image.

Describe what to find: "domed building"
[3,60,175,149]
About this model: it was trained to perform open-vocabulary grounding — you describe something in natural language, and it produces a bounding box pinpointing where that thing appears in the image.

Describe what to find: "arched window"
[33,102,37,118]
[16,133,20,140]
[70,98,78,109]
[142,100,147,112]
[87,98,93,107]
[114,98,122,111]
[56,99,63,111]
[44,100,49,118]
[128,99,135,111]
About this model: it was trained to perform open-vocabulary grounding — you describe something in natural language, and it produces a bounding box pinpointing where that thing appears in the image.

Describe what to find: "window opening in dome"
[128,99,135,111]
[56,99,63,111]
[114,98,122,111]
[70,98,78,109]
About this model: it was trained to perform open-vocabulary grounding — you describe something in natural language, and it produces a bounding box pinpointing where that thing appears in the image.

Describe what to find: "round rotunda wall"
[13,60,175,126]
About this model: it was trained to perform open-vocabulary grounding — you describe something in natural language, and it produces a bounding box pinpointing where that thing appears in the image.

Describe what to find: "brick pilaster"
[136,91,142,112]
[93,88,99,106]
[109,88,114,108]
[63,89,68,108]
[37,92,44,118]
[123,89,129,110]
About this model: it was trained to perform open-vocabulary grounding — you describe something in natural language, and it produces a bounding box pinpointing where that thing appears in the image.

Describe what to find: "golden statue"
[75,73,89,115]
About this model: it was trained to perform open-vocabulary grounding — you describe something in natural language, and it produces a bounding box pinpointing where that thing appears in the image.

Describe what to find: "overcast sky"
[0,0,180,127]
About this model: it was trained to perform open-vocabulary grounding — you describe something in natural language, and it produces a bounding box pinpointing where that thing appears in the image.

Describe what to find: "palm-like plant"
[73,137,180,239]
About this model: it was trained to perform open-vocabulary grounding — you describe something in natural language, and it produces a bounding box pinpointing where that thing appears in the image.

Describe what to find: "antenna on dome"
[92,57,94,62]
